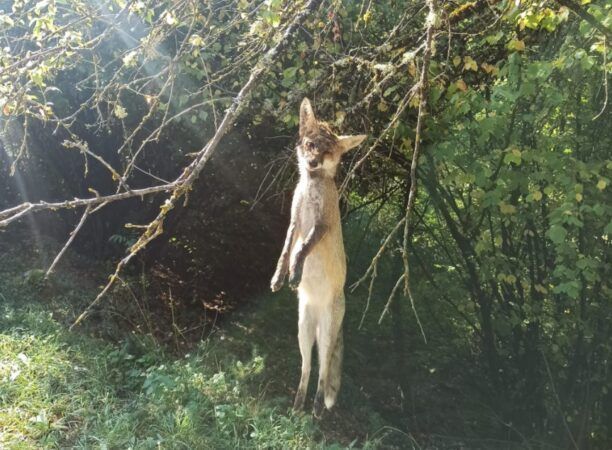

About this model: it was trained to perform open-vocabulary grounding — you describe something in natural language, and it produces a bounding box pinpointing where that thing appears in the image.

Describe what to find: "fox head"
[297,98,366,178]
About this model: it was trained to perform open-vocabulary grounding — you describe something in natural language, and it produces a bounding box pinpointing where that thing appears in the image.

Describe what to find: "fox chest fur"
[291,176,346,298]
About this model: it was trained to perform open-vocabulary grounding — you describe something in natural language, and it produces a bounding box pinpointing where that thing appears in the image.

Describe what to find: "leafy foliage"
[0,0,611,447]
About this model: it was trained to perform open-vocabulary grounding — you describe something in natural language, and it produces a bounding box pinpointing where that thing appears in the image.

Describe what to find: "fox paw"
[270,271,285,292]
[313,391,325,419]
[270,271,287,292]
[293,392,305,412]
[288,265,302,290]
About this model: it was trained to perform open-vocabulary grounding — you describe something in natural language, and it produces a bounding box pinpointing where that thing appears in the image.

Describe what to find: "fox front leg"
[271,221,297,292]
[288,224,327,290]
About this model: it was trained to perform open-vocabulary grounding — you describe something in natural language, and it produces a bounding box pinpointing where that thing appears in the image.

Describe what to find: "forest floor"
[0,237,531,449]
[0,237,413,449]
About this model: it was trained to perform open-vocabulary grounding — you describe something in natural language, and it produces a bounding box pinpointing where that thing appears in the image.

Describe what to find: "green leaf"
[504,148,522,165]
[499,201,516,215]
[547,224,567,244]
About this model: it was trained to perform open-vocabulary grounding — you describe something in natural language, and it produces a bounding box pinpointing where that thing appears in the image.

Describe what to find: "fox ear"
[338,134,367,153]
[299,98,317,138]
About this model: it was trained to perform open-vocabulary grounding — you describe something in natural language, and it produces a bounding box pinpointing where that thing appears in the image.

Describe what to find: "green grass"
[0,230,538,449]
[0,228,552,450]
[0,240,395,449]
[0,286,343,449]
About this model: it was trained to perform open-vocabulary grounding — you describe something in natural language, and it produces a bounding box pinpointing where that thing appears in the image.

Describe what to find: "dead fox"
[271,98,366,418]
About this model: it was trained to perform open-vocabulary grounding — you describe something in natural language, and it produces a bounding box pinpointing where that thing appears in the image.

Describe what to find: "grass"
[0,239,396,449]
[0,283,346,448]
[0,228,531,449]
[0,298,321,448]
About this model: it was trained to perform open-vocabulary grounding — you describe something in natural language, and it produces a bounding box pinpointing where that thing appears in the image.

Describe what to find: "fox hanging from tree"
[271,98,366,418]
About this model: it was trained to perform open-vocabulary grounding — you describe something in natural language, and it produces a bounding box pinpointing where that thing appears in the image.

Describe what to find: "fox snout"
[307,159,319,169]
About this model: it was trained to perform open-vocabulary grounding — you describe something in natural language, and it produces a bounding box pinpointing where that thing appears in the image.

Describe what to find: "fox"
[270,97,366,418]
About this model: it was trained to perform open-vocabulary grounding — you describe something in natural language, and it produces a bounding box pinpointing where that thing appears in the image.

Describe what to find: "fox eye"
[305,141,315,150]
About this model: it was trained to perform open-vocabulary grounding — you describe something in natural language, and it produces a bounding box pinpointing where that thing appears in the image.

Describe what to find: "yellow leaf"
[408,61,417,77]
[378,101,389,112]
[165,13,176,25]
[596,179,607,190]
[452,55,461,67]
[535,284,548,294]
[114,105,128,119]
[481,63,499,75]
[499,201,517,215]
[532,190,542,201]
[508,39,526,52]
[456,79,468,92]
[575,193,583,202]
[463,56,477,71]
[189,35,204,47]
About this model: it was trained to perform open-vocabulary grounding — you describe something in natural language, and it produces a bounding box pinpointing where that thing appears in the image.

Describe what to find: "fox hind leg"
[324,330,343,409]
[313,298,344,418]
[294,299,315,412]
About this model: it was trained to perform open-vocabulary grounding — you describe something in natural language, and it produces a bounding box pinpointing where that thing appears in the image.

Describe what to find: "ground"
[0,237,410,449]
[0,236,531,449]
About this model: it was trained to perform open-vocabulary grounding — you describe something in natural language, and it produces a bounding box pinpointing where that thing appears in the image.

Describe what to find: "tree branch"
[0,183,176,228]
[397,0,438,343]
[45,205,92,278]
[68,0,323,329]
[556,0,612,41]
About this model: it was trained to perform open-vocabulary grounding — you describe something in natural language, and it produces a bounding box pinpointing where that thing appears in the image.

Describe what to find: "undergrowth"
[0,240,392,449]
[0,230,532,449]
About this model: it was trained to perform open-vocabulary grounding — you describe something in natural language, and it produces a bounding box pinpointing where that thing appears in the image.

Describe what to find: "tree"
[0,0,610,445]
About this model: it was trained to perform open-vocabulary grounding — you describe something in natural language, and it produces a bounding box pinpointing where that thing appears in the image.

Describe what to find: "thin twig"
[398,0,438,344]
[593,36,608,121]
[541,349,580,450]
[45,205,92,278]
[69,0,324,329]
[339,84,419,194]
[378,273,406,324]
[0,183,176,228]
[556,0,612,42]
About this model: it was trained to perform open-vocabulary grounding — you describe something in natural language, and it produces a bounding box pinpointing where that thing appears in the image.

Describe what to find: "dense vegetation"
[0,0,610,448]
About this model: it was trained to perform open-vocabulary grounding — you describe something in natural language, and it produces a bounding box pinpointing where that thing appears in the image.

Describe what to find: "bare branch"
[351,216,406,293]
[556,0,612,41]
[45,205,92,278]
[593,36,608,121]
[68,0,324,329]
[349,0,437,341]
[339,84,419,194]
[378,273,405,324]
[0,183,176,228]
[397,0,438,344]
